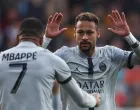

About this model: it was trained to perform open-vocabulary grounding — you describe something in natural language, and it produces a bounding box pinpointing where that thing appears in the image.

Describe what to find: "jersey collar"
[17,41,37,47]
[75,45,98,58]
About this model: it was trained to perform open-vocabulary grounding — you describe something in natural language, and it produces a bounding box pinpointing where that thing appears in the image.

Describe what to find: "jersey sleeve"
[54,46,70,61]
[60,77,97,108]
[52,55,72,83]
[110,46,134,69]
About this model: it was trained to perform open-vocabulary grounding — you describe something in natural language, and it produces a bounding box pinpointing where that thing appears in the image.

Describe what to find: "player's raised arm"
[52,55,100,108]
[108,10,140,65]
[42,13,67,48]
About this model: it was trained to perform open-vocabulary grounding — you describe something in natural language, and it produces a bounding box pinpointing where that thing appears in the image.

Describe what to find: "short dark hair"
[75,12,99,28]
[18,17,45,37]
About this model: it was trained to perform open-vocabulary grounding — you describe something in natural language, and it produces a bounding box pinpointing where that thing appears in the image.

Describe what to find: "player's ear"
[16,35,20,45]
[39,37,43,46]
[74,28,76,38]
[74,33,76,38]
[97,29,100,38]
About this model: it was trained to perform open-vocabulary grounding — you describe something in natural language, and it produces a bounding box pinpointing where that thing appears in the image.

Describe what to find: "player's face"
[75,21,100,53]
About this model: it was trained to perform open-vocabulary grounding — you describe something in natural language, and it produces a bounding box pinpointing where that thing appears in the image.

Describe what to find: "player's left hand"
[108,10,130,37]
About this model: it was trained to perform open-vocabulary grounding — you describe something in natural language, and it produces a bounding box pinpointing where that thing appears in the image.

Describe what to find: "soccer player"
[42,10,140,110]
[0,18,101,110]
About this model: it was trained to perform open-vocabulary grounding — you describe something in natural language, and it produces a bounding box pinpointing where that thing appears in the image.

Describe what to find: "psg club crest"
[99,62,106,72]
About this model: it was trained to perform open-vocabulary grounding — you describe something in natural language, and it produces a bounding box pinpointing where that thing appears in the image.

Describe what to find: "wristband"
[90,95,97,108]
[124,32,137,45]
[131,41,139,48]
[43,35,52,42]
[42,35,52,48]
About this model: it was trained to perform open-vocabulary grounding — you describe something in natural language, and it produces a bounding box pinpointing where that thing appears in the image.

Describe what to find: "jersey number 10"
[9,63,27,94]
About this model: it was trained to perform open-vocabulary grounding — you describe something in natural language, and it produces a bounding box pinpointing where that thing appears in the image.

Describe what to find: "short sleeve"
[52,55,72,84]
[54,46,71,61]
[111,46,133,69]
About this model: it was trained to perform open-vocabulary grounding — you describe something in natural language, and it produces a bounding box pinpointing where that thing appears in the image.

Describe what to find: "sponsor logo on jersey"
[77,78,105,93]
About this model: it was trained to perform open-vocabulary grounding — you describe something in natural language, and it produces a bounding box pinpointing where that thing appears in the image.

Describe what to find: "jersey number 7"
[9,63,27,94]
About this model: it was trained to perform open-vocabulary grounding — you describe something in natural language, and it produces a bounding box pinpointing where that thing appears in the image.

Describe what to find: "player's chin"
[80,46,90,52]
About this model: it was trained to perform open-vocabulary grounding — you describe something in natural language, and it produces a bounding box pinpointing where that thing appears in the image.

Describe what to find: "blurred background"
[1,0,140,110]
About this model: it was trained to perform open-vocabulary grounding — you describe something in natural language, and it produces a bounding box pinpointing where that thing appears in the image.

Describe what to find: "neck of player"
[83,48,95,57]
[19,36,40,46]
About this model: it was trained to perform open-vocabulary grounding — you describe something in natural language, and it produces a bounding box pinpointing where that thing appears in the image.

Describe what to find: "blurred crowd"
[1,0,140,109]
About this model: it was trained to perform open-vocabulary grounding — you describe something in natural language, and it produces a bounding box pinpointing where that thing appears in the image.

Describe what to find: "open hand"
[45,13,67,38]
[108,10,130,37]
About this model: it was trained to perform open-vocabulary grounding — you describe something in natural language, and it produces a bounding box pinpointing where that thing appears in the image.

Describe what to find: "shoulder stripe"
[58,76,72,84]
[127,52,134,69]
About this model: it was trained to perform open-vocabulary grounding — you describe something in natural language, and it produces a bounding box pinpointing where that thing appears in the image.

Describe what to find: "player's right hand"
[45,13,67,38]
[92,93,101,107]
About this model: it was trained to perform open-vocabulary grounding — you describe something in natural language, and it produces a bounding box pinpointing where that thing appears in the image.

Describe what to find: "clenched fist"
[92,93,101,107]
